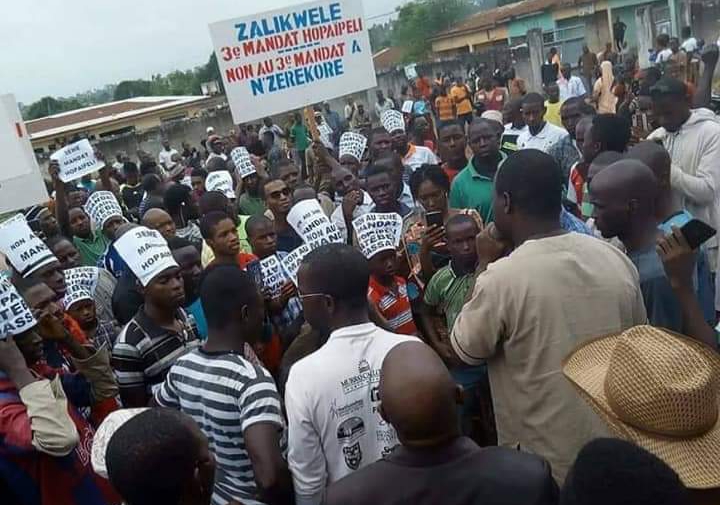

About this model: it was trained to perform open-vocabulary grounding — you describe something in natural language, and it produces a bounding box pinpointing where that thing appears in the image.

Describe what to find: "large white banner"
[209,0,376,124]
[0,94,49,214]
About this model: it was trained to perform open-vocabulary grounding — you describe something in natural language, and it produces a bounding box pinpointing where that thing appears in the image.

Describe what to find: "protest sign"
[231,147,257,179]
[0,215,58,277]
[181,175,193,188]
[51,139,105,183]
[113,227,178,287]
[0,94,49,214]
[287,199,344,248]
[205,170,235,198]
[209,0,377,124]
[352,212,403,259]
[260,254,289,297]
[0,278,37,338]
[401,100,414,114]
[62,266,100,308]
[404,63,418,80]
[281,243,312,286]
[84,191,123,229]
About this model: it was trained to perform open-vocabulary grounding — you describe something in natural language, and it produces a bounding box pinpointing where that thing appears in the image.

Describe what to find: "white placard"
[209,0,377,124]
[62,266,100,308]
[404,63,418,80]
[84,191,123,229]
[401,100,414,114]
[260,254,289,297]
[352,212,402,259]
[205,170,235,198]
[281,243,313,286]
[231,147,257,179]
[0,214,58,277]
[113,227,178,287]
[287,199,343,248]
[50,139,105,183]
[0,94,49,214]
[0,277,37,338]
[181,175,193,188]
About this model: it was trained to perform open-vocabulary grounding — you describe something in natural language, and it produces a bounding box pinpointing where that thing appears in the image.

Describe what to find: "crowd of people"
[2,32,720,505]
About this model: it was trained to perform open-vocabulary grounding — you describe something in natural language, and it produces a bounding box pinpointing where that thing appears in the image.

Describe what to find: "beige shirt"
[451,233,647,483]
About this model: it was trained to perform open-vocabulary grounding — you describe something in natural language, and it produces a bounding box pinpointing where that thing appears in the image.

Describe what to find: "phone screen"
[426,212,444,228]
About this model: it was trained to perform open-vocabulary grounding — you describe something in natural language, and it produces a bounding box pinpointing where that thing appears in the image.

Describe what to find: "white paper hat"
[62,267,100,309]
[0,214,58,277]
[230,147,257,179]
[205,170,235,199]
[91,408,149,479]
[339,132,368,163]
[84,191,124,229]
[381,109,405,134]
[318,122,334,150]
[352,212,403,259]
[0,277,37,336]
[113,227,178,287]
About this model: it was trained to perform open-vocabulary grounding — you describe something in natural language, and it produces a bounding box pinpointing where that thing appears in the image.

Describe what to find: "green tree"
[369,22,393,53]
[113,79,153,100]
[23,96,85,120]
[392,0,479,62]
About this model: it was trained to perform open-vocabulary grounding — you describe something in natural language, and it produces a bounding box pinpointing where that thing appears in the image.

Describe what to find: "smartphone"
[426,211,444,228]
[681,219,716,250]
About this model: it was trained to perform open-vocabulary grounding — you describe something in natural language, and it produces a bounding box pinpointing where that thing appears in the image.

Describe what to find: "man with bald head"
[324,341,558,505]
[141,208,177,241]
[590,159,709,331]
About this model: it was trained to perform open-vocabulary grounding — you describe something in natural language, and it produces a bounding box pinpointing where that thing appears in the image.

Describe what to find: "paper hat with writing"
[92,408,149,479]
[317,122,334,150]
[0,214,58,277]
[339,132,367,163]
[0,277,37,337]
[84,191,124,229]
[381,109,405,134]
[113,226,178,287]
[352,212,404,259]
[287,199,344,249]
[62,266,100,309]
[281,243,312,287]
[230,147,257,179]
[205,170,235,199]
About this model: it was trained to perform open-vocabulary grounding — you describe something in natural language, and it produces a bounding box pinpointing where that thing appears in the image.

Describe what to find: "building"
[431,0,697,69]
[27,95,214,156]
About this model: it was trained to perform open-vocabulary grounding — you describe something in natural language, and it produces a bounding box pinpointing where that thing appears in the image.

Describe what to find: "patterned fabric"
[548,133,580,181]
[560,208,592,235]
[90,319,119,351]
[367,276,418,336]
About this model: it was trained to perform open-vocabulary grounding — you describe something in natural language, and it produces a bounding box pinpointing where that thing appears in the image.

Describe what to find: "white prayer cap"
[481,110,504,125]
[0,215,58,277]
[91,408,150,479]
[339,132,368,163]
[230,147,257,179]
[381,109,405,134]
[84,191,124,229]
[113,227,178,287]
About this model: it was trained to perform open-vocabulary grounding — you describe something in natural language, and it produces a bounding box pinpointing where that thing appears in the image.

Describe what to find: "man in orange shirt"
[451,77,474,126]
[435,86,456,128]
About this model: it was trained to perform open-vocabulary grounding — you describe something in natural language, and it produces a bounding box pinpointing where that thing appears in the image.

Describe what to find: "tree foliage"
[391,0,480,62]
[22,52,222,120]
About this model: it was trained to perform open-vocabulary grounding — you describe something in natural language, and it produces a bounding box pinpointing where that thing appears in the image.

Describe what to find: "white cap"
[205,170,235,199]
[352,212,403,259]
[91,408,150,479]
[206,126,215,134]
[0,215,58,277]
[339,132,367,163]
[381,109,405,134]
[113,227,178,287]
[230,147,257,179]
[84,191,124,229]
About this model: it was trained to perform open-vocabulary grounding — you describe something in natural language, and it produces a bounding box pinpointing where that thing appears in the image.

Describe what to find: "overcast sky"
[2,0,404,104]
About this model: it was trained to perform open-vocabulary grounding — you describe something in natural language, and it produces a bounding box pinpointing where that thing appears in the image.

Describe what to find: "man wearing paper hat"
[84,191,126,242]
[338,131,368,176]
[380,109,438,171]
[111,226,200,407]
[0,215,67,300]
[24,204,60,242]
[563,325,720,503]
[0,278,120,504]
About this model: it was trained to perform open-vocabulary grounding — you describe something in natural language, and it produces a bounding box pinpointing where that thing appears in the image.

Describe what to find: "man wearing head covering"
[381,110,438,172]
[24,205,60,242]
[0,277,120,505]
[325,342,558,505]
[111,226,200,408]
[338,132,367,176]
[564,325,720,504]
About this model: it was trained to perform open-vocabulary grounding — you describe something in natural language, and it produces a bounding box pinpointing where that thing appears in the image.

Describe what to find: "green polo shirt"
[424,262,477,332]
[449,153,506,223]
[73,231,109,267]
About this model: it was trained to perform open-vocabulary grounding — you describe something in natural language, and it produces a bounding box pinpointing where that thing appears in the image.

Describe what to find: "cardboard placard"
[113,227,178,287]
[287,199,343,248]
[0,94,50,214]
[205,170,235,198]
[0,277,37,338]
[231,147,257,179]
[209,0,377,124]
[62,266,100,309]
[0,214,58,277]
[352,212,403,259]
[281,243,313,286]
[259,254,289,297]
[51,139,105,183]
[84,191,124,229]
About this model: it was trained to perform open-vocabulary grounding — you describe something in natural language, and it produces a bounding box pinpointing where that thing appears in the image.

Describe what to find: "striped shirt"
[112,307,199,396]
[368,276,418,336]
[155,349,286,505]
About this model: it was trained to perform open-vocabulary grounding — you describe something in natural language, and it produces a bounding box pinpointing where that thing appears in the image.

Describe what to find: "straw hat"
[563,325,720,489]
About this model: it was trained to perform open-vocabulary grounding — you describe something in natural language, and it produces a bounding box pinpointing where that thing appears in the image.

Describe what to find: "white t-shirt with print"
[517,122,568,154]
